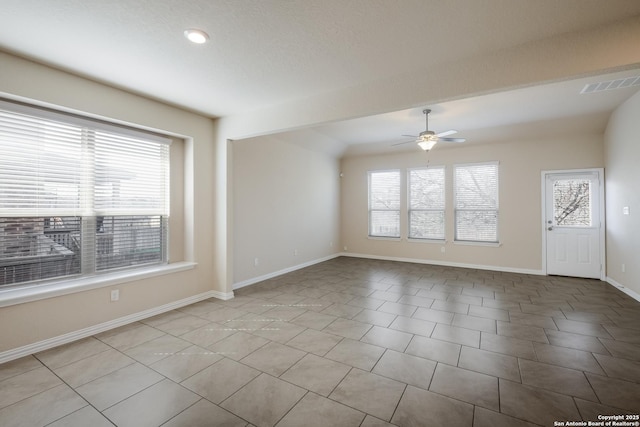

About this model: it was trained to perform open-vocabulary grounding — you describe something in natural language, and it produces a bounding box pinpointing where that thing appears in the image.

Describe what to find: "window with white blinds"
[408,167,445,240]
[0,100,170,287]
[368,170,400,238]
[454,162,499,243]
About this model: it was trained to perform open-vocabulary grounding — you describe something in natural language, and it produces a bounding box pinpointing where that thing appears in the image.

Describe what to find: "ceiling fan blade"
[440,137,466,143]
[436,130,457,137]
[391,140,415,146]
[401,134,418,138]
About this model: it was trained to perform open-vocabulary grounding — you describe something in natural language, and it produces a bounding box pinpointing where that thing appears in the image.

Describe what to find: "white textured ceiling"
[1,1,640,154]
[311,68,640,156]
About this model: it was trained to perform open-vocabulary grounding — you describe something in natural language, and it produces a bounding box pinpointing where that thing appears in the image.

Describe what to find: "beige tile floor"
[1,256,640,426]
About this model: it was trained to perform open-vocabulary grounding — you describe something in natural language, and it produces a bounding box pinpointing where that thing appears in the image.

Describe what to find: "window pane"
[369,171,400,210]
[455,164,498,209]
[553,179,591,226]
[0,217,81,286]
[410,211,445,240]
[95,132,169,215]
[96,216,166,271]
[409,168,444,209]
[409,167,445,239]
[0,110,83,216]
[455,163,499,242]
[455,211,498,242]
[369,171,400,237]
[370,211,400,238]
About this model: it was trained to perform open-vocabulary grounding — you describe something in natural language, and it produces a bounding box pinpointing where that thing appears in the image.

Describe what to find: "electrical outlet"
[254,257,259,267]
[110,289,120,302]
[343,246,348,251]
[441,246,445,253]
[623,206,630,215]
[622,264,626,273]
[294,249,298,256]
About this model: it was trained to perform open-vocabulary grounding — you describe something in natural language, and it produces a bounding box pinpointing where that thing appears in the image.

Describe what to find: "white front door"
[544,171,603,279]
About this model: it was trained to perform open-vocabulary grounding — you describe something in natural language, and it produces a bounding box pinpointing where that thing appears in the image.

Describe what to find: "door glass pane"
[553,179,591,226]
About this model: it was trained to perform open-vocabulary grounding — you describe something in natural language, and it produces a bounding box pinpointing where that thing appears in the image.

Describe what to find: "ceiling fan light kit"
[417,132,438,151]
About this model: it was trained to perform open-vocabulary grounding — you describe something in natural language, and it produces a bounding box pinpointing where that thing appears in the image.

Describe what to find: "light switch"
[623,206,630,215]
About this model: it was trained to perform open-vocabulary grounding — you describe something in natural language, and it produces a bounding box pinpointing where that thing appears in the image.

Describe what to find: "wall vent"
[580,76,640,94]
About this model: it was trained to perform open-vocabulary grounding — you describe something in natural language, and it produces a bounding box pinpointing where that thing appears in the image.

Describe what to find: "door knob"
[547,226,553,231]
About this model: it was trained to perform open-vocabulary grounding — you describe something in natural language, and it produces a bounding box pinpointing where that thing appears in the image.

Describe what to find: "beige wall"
[232,134,341,285]
[605,90,640,295]
[0,52,218,352]
[341,135,604,272]
[216,17,640,291]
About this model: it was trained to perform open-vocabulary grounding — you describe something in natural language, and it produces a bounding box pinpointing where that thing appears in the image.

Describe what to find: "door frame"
[540,168,606,280]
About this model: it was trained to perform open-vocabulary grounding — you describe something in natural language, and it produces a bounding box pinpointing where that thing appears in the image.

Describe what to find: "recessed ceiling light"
[184,29,209,44]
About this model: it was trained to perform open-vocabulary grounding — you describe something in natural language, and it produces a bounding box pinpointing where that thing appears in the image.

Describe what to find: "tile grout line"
[33,354,116,426]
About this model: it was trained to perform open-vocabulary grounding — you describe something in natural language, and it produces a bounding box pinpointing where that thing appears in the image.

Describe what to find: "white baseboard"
[0,289,231,364]
[341,252,545,276]
[606,276,640,302]
[233,253,341,290]
[208,289,235,301]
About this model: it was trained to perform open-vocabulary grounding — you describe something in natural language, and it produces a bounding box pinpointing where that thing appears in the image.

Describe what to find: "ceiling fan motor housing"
[419,130,436,138]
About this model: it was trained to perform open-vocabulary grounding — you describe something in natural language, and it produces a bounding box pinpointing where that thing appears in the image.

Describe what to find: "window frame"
[453,161,500,244]
[407,166,446,241]
[367,169,401,239]
[0,98,173,290]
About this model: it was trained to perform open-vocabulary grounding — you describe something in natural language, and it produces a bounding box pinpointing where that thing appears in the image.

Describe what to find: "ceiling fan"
[393,109,466,151]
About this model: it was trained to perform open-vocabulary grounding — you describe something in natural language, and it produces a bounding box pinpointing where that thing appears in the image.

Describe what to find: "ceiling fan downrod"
[423,109,431,130]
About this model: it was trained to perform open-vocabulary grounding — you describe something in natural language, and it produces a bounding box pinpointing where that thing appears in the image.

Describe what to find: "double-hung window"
[454,162,499,243]
[0,100,170,287]
[368,170,400,238]
[408,167,445,240]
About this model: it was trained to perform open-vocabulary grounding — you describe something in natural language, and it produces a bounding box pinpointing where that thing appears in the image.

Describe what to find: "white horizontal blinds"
[369,170,400,237]
[454,162,499,242]
[0,100,169,286]
[409,167,445,240]
[94,131,169,215]
[0,109,84,286]
[93,130,169,271]
[0,109,83,216]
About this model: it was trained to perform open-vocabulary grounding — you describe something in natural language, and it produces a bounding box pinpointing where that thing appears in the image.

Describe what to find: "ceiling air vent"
[581,76,640,94]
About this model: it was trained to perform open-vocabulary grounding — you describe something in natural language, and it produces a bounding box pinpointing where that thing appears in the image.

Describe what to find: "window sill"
[367,236,401,241]
[0,261,197,308]
[453,241,501,247]
[407,238,446,244]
